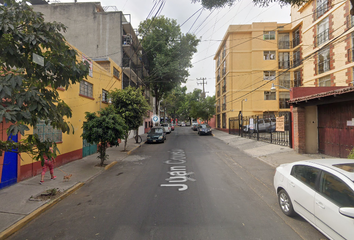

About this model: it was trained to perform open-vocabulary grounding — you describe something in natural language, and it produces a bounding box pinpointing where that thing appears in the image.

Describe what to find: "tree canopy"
[110,86,150,150]
[191,0,308,9]
[0,0,89,162]
[138,16,200,114]
[82,106,128,166]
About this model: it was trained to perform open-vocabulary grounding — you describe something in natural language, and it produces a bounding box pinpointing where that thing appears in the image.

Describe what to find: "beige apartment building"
[215,0,354,157]
[214,22,300,129]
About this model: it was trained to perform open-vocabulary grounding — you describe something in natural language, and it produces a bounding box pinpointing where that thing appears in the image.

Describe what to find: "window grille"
[264,71,276,80]
[102,89,108,102]
[264,51,276,60]
[263,31,275,40]
[279,92,290,109]
[264,91,276,100]
[318,48,330,74]
[319,75,331,86]
[80,81,93,98]
[33,120,62,143]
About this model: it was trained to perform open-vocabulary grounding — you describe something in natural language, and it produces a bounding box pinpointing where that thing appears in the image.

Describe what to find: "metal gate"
[318,101,354,158]
[230,112,292,147]
[82,138,97,158]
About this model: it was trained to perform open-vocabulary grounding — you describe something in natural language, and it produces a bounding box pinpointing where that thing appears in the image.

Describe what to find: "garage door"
[318,101,354,158]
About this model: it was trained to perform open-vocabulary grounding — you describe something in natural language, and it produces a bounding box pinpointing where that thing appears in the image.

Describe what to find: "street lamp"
[241,98,247,115]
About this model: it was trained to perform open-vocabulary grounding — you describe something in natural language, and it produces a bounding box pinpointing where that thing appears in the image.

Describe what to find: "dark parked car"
[146,127,166,143]
[197,124,212,135]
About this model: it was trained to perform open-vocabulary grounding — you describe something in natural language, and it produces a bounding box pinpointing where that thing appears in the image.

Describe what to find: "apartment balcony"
[279,80,291,89]
[279,99,290,109]
[292,37,300,48]
[278,60,291,69]
[316,29,330,47]
[318,59,330,74]
[222,85,226,93]
[222,68,226,76]
[294,77,302,87]
[315,1,331,20]
[292,58,302,68]
[217,106,220,113]
[348,48,354,63]
[222,104,226,111]
[278,41,291,49]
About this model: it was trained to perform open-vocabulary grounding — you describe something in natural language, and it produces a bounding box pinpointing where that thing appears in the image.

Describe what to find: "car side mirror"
[339,207,354,218]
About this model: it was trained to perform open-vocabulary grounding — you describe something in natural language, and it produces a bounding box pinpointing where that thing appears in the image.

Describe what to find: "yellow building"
[19,44,122,180]
[214,22,301,129]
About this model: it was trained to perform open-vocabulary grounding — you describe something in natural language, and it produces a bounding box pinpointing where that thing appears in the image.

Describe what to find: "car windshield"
[200,124,209,128]
[150,128,163,133]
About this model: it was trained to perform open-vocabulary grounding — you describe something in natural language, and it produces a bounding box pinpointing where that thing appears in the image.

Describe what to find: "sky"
[60,0,292,97]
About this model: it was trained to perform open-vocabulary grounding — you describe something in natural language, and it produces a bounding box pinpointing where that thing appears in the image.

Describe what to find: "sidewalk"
[0,134,147,240]
[211,129,335,167]
[0,129,336,239]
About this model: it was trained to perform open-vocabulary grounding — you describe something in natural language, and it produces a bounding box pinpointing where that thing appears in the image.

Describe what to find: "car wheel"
[278,189,296,217]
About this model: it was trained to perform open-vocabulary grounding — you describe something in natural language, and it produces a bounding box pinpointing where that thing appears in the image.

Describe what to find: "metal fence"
[229,112,292,147]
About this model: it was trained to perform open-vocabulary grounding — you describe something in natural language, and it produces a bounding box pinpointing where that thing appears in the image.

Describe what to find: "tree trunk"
[124,133,129,151]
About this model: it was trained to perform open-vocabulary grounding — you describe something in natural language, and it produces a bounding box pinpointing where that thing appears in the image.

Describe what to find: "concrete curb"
[127,142,145,155]
[105,161,117,170]
[0,182,84,240]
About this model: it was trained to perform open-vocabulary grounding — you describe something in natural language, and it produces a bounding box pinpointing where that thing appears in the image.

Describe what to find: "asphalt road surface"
[9,127,326,240]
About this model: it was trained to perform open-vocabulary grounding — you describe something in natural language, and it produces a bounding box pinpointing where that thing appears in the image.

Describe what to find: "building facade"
[214,22,299,130]
[289,0,354,157]
[0,44,123,187]
[32,2,153,135]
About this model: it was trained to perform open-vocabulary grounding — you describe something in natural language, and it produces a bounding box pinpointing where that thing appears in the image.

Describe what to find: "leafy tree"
[191,95,216,123]
[82,106,128,166]
[182,89,203,124]
[191,0,308,9]
[110,86,150,151]
[138,16,200,115]
[0,0,89,162]
[161,86,187,122]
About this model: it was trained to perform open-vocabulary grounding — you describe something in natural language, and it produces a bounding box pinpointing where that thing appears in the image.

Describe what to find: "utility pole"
[197,77,208,99]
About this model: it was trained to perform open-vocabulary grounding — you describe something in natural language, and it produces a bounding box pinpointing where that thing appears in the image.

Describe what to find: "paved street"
[8,127,326,240]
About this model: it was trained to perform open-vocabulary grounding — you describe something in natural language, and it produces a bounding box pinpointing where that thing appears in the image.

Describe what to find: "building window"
[264,31,275,40]
[222,113,226,128]
[80,80,93,98]
[294,70,302,87]
[315,0,330,20]
[278,33,290,49]
[222,61,226,76]
[102,89,109,102]
[217,84,220,97]
[264,71,276,80]
[293,28,300,48]
[222,44,226,59]
[319,75,331,86]
[217,114,221,128]
[279,72,291,89]
[217,55,220,66]
[113,67,120,79]
[279,92,290,109]
[279,52,290,69]
[349,33,354,63]
[264,51,276,60]
[317,17,329,47]
[318,47,330,74]
[33,120,62,143]
[222,95,226,110]
[264,91,276,100]
[222,79,226,93]
[293,50,301,67]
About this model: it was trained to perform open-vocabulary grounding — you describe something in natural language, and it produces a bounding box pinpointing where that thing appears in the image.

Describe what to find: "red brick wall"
[293,107,306,153]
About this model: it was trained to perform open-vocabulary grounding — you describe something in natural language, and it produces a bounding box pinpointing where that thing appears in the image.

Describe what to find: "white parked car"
[161,123,172,134]
[274,159,354,240]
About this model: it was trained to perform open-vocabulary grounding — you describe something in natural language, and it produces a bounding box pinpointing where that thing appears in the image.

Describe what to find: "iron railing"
[293,37,300,48]
[229,112,292,147]
[316,29,330,47]
[314,1,330,20]
[278,41,291,49]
